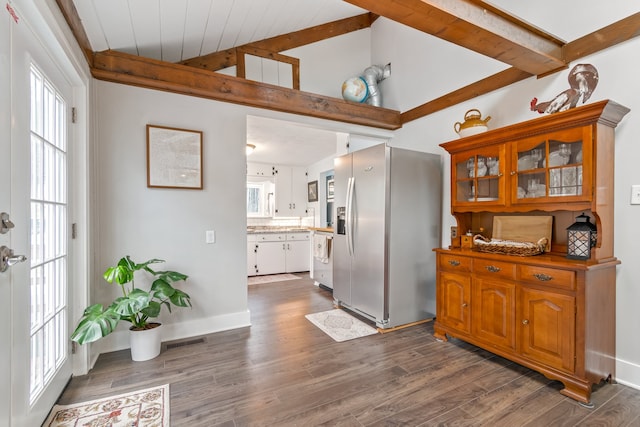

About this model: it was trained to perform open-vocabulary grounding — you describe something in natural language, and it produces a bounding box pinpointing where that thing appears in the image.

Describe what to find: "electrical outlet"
[206,230,215,243]
[632,185,640,205]
[451,226,458,239]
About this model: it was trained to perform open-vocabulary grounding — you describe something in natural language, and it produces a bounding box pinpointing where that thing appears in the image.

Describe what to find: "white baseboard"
[87,310,251,370]
[616,358,640,391]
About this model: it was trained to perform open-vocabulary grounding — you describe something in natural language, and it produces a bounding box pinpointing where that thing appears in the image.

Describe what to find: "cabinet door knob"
[485,265,501,273]
[510,171,516,176]
[448,260,461,266]
[461,303,468,308]
[522,319,529,325]
[533,273,552,281]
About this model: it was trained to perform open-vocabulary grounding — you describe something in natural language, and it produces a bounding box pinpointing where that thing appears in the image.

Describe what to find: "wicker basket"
[473,235,548,257]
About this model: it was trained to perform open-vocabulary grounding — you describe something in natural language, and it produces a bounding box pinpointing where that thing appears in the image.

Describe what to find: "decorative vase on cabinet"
[434,100,629,406]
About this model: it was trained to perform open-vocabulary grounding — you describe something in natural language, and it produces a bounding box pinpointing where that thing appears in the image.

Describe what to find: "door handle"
[0,246,27,273]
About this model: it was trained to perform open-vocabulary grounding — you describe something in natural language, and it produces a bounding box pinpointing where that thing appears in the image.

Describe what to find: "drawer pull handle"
[533,273,552,281]
[448,260,461,267]
[486,265,501,273]
[522,319,529,325]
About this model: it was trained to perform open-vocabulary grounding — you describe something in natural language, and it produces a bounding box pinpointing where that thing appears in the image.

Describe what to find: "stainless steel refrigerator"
[333,143,441,329]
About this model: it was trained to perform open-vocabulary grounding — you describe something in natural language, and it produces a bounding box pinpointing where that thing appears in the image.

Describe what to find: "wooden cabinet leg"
[433,325,448,342]
[559,380,592,406]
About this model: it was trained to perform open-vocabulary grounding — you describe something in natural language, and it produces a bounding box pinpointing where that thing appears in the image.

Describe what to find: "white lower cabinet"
[285,233,310,273]
[247,232,310,276]
[247,235,257,276]
[256,241,287,275]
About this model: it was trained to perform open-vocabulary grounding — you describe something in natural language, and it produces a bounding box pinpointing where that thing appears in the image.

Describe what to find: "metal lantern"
[566,212,597,260]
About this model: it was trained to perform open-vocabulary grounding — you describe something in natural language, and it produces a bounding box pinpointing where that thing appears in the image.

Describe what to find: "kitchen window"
[247,179,274,217]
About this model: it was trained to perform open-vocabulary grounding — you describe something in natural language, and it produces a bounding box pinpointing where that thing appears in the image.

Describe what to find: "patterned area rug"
[305,309,378,342]
[248,273,301,285]
[42,384,169,427]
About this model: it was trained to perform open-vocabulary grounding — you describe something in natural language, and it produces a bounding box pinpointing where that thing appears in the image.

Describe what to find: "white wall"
[285,29,372,98]
[372,20,640,389]
[93,81,252,354]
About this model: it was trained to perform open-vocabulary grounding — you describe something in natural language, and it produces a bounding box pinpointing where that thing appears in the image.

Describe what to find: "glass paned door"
[28,65,68,404]
[513,127,587,203]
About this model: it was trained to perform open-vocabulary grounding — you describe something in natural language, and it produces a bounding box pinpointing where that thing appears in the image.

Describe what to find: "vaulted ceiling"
[56,0,640,131]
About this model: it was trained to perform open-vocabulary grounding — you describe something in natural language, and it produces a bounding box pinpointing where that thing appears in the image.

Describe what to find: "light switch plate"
[632,185,640,205]
[206,230,215,243]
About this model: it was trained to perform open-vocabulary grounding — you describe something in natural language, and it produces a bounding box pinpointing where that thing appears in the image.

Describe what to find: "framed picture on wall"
[147,124,203,189]
[327,177,335,201]
[308,180,318,202]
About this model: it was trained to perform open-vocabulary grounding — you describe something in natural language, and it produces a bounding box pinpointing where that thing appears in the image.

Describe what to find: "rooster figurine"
[530,64,599,114]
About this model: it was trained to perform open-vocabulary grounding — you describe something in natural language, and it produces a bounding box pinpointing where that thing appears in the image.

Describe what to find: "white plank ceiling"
[73,0,367,63]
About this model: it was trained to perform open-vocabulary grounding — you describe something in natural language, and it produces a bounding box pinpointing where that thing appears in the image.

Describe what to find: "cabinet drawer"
[439,254,472,272]
[287,232,310,241]
[473,259,516,281]
[518,265,575,290]
[256,233,287,242]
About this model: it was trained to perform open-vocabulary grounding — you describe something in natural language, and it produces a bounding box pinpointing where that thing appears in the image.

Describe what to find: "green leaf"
[169,289,192,308]
[70,304,120,344]
[156,270,188,283]
[150,278,176,300]
[141,300,162,318]
[112,288,151,316]
[104,264,133,285]
[136,258,165,274]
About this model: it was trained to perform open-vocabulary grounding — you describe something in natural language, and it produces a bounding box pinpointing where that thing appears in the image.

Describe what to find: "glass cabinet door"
[512,128,589,203]
[453,146,505,205]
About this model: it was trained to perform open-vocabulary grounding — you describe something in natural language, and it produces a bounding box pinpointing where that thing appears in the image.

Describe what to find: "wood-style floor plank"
[57,273,640,426]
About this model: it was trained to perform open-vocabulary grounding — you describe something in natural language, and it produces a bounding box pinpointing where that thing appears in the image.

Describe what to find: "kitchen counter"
[247,226,310,234]
[308,227,333,233]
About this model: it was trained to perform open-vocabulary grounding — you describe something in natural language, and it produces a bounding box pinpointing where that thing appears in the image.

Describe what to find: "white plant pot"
[129,323,162,361]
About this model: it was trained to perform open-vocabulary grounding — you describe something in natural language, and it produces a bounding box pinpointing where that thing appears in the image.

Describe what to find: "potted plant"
[71,256,192,361]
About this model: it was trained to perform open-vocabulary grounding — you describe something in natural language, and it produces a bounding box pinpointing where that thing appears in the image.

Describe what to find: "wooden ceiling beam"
[343,0,566,75]
[563,12,640,62]
[91,50,401,130]
[52,1,640,129]
[54,0,94,66]
[401,13,640,124]
[401,67,532,124]
[180,12,377,71]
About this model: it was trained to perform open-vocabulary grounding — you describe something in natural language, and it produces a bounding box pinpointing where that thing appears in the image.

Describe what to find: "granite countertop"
[247,226,310,234]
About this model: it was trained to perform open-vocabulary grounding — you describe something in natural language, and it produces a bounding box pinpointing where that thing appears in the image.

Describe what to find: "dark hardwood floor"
[58,273,640,426]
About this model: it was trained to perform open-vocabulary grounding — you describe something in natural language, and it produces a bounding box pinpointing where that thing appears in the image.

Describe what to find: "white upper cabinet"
[274,166,307,217]
[247,162,274,177]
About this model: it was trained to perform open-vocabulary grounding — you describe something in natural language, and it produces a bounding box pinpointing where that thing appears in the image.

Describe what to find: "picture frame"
[307,180,318,202]
[326,177,335,201]
[147,124,203,189]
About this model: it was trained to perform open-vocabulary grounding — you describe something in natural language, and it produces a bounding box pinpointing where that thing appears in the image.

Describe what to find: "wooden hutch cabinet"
[434,100,629,405]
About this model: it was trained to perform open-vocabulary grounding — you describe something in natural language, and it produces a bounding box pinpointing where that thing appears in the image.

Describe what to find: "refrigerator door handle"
[346,176,355,256]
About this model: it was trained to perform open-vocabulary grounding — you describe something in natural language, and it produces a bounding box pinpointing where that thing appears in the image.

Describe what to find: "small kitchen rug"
[305,309,378,342]
[42,384,169,427]
[248,273,301,285]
